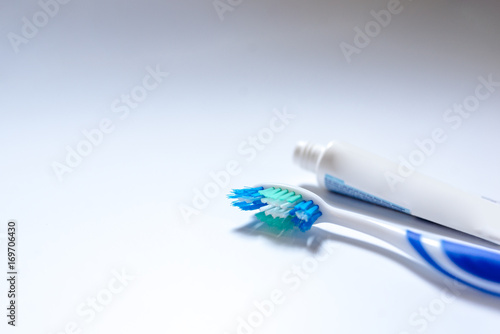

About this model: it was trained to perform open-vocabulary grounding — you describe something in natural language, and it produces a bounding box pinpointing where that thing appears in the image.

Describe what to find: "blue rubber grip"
[442,240,500,283]
[407,230,500,297]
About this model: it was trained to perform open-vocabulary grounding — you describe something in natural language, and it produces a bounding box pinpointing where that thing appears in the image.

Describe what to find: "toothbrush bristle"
[228,186,323,232]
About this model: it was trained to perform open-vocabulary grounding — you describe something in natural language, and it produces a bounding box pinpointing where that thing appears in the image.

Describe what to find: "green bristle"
[270,189,289,199]
[287,194,302,203]
[259,188,287,199]
[258,187,279,197]
[278,191,295,201]
[255,212,294,231]
[257,186,302,205]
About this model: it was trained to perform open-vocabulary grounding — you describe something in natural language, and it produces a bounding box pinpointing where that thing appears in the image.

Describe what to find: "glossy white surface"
[1,0,500,333]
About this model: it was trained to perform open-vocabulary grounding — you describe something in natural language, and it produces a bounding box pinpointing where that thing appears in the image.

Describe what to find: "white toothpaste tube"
[293,140,500,245]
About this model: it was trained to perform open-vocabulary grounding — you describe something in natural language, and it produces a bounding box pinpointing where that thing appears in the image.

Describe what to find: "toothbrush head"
[228,184,323,232]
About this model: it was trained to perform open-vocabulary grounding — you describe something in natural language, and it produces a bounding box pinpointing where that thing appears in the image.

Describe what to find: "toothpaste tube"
[293,140,500,245]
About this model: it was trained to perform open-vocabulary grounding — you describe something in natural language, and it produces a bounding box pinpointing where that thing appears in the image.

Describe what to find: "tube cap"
[293,141,325,172]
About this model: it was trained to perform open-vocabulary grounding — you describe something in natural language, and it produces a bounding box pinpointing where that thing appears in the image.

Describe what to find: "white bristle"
[259,204,274,212]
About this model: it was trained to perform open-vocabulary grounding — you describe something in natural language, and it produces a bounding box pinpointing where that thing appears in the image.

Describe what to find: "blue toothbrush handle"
[406,230,500,296]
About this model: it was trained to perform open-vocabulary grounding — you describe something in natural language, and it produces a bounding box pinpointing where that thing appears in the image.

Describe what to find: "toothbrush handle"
[326,208,500,296]
[406,230,500,296]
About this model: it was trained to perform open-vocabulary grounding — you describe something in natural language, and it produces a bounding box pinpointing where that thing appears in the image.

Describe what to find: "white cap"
[293,141,325,172]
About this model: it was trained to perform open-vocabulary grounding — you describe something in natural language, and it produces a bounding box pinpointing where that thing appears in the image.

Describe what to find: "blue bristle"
[229,187,266,211]
[299,221,312,232]
[232,200,266,211]
[228,187,264,200]
[291,216,313,232]
[288,201,323,232]
[290,200,313,214]
[305,205,320,216]
[291,216,302,226]
[303,200,314,209]
[310,211,322,221]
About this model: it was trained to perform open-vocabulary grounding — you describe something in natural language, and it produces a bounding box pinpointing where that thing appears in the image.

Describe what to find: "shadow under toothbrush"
[233,184,500,310]
[233,218,327,253]
[234,218,500,310]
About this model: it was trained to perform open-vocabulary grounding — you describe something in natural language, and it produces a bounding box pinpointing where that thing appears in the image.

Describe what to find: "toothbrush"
[228,184,500,297]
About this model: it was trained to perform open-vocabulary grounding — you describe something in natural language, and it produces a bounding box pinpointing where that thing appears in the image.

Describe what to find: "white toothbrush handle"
[323,208,500,297]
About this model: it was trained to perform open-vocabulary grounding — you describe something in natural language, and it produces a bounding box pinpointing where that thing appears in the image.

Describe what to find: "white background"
[1,0,500,333]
